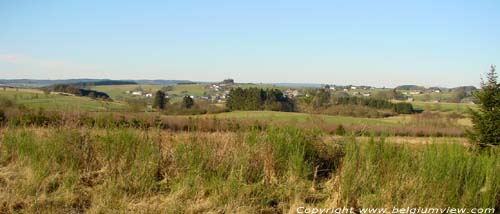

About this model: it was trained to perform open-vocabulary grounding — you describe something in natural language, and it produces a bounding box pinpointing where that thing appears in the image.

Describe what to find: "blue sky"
[0,0,499,87]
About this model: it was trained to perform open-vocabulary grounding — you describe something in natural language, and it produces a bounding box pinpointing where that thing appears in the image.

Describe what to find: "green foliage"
[125,97,147,112]
[0,109,5,124]
[221,78,234,84]
[226,87,294,111]
[0,126,340,212]
[311,89,331,109]
[152,90,167,110]
[335,96,393,109]
[341,138,500,207]
[49,84,112,101]
[335,124,346,136]
[450,87,468,103]
[160,85,173,92]
[393,102,414,114]
[309,93,414,115]
[469,65,500,146]
[181,96,194,108]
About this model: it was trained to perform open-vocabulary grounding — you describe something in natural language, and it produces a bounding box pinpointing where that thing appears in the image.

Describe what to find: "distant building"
[131,91,143,96]
[284,89,301,98]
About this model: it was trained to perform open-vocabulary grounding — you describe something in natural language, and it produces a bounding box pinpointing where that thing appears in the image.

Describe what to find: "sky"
[0,0,499,87]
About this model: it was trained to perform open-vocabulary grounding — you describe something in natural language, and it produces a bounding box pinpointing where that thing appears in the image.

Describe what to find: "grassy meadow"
[0,86,497,213]
[0,88,127,112]
[0,126,498,213]
[92,84,207,102]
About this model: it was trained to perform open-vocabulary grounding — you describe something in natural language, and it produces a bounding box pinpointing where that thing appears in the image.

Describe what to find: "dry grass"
[0,126,498,213]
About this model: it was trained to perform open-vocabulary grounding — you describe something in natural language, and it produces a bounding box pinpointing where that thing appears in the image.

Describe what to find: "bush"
[393,102,414,114]
[0,109,5,124]
[182,96,194,108]
[335,124,346,136]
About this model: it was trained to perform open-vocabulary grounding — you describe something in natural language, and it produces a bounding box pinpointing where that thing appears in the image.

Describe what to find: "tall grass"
[0,126,498,213]
[339,137,500,208]
[0,126,339,213]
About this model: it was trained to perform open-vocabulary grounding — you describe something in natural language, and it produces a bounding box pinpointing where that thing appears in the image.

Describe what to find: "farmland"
[0,88,126,111]
[2,1,499,212]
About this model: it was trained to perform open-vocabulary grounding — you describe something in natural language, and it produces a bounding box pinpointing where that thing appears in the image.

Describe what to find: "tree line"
[226,87,294,112]
[335,96,414,114]
[46,84,112,101]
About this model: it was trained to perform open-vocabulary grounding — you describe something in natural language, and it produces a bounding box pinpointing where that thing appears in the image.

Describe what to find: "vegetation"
[73,80,137,87]
[340,137,500,208]
[0,125,498,213]
[226,87,294,112]
[300,89,414,117]
[221,78,234,84]
[0,83,496,212]
[46,84,112,101]
[469,65,500,146]
[152,90,167,110]
[181,96,194,108]
[0,88,126,112]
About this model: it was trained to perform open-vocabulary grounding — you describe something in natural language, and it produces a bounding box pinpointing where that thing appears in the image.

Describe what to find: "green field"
[411,101,476,114]
[197,110,398,126]
[92,84,207,101]
[0,88,127,111]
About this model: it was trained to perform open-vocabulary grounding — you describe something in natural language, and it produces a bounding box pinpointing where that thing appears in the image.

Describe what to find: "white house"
[131,91,143,96]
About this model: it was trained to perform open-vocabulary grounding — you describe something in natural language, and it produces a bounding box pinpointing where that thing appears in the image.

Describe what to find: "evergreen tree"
[469,65,500,146]
[182,96,194,108]
[153,90,167,110]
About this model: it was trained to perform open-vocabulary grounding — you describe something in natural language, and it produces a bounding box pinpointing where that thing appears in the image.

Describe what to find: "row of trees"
[305,89,414,114]
[48,84,112,101]
[226,87,294,111]
[152,90,194,110]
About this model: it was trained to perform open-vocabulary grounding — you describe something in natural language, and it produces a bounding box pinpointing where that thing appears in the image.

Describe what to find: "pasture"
[92,84,207,102]
[0,88,126,111]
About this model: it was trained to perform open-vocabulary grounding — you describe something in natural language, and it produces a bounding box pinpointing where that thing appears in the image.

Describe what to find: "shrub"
[335,124,346,136]
[152,90,167,110]
[181,96,194,108]
[393,102,414,114]
[0,109,5,124]
[469,65,500,146]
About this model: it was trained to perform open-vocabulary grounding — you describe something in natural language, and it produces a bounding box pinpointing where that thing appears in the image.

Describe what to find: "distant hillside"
[134,80,195,85]
[44,84,112,101]
[395,85,425,91]
[0,79,107,88]
[451,86,477,92]
[74,80,137,87]
[0,79,189,87]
